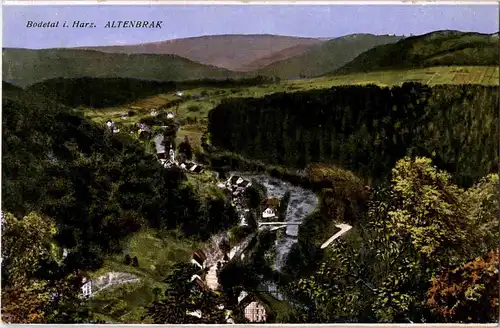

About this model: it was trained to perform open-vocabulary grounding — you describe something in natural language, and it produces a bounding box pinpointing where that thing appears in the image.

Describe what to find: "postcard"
[1,1,499,325]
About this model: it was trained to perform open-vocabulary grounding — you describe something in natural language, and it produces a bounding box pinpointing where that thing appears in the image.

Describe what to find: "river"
[231,171,319,299]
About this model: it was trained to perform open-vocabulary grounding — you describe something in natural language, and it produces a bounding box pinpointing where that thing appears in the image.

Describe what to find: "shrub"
[187,105,201,112]
[124,254,131,265]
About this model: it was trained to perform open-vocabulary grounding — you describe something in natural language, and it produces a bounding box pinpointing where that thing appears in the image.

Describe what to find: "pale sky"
[3,4,498,48]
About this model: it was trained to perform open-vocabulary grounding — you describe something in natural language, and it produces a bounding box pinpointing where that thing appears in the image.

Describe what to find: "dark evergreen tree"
[124,254,132,265]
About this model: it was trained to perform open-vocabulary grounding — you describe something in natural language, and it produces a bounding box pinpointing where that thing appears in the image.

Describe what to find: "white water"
[230,172,318,300]
[231,172,319,270]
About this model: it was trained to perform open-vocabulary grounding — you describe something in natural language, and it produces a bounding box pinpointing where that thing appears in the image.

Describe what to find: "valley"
[2,22,500,325]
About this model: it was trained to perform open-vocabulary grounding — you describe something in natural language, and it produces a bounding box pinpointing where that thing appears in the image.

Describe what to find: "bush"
[127,110,136,117]
[132,256,139,267]
[124,254,132,265]
[187,105,201,112]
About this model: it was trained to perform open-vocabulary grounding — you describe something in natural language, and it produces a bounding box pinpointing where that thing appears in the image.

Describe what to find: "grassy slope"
[2,48,242,87]
[88,229,202,323]
[255,34,403,79]
[79,65,498,151]
[334,30,499,74]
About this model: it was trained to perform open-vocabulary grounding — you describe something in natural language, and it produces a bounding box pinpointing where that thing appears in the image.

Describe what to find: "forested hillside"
[208,82,498,186]
[2,82,237,322]
[255,34,403,79]
[335,31,499,74]
[26,76,276,108]
[2,48,242,87]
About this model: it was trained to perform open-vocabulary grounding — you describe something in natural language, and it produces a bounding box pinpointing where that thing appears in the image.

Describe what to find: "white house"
[176,91,184,97]
[154,134,166,159]
[190,258,203,270]
[81,278,92,298]
[167,112,175,119]
[186,310,202,318]
[240,214,248,227]
[244,301,268,322]
[150,110,158,117]
[238,291,249,304]
[262,208,276,219]
[190,274,203,282]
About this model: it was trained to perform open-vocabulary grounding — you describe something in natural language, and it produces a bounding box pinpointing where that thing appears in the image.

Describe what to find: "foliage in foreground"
[286,157,499,323]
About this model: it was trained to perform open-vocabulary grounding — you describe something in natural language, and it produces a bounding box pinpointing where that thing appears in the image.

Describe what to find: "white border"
[1,1,499,5]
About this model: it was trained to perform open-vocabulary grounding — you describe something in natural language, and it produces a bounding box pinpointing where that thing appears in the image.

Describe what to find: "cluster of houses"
[218,174,281,226]
[189,249,269,323]
[153,134,204,173]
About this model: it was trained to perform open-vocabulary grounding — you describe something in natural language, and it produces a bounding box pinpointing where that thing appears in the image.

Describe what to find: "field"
[82,65,498,154]
[88,229,202,323]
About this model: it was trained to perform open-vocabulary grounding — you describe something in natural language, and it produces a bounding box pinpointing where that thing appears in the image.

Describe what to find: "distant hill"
[2,48,242,87]
[253,34,403,79]
[78,34,325,71]
[334,31,499,74]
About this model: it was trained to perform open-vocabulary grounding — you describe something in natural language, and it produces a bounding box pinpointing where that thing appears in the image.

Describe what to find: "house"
[150,109,158,116]
[238,290,249,304]
[167,112,175,119]
[186,309,202,318]
[240,180,252,188]
[244,300,268,322]
[191,250,207,269]
[262,208,276,219]
[190,274,207,290]
[192,165,204,173]
[176,91,184,97]
[239,214,248,227]
[81,277,92,298]
[226,175,242,187]
[154,134,166,159]
[265,197,280,209]
[137,123,151,139]
[106,120,120,134]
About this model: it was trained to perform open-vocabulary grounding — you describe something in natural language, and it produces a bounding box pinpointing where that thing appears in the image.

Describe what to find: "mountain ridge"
[333,30,499,74]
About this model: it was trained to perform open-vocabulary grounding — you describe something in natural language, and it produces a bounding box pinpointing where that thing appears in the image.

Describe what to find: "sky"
[3,4,499,48]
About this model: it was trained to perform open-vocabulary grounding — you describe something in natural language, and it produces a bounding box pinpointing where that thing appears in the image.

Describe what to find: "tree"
[2,212,58,284]
[464,173,500,255]
[427,250,499,322]
[288,157,498,323]
[1,212,90,323]
[244,181,267,209]
[146,262,198,324]
[219,239,230,255]
[387,156,473,262]
[146,262,226,324]
[132,256,139,267]
[124,254,132,265]
[178,135,193,161]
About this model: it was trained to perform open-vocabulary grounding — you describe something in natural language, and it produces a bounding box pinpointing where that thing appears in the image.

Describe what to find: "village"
[94,98,289,323]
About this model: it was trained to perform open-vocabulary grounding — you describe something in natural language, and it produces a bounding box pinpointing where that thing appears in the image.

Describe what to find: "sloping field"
[307,66,499,89]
